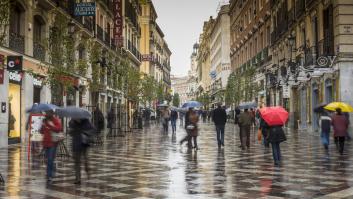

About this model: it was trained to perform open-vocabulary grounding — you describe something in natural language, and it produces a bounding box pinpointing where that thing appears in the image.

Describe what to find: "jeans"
[216,125,225,146]
[163,119,169,132]
[45,146,57,179]
[321,131,330,149]
[271,142,281,164]
[192,136,198,148]
[171,119,177,132]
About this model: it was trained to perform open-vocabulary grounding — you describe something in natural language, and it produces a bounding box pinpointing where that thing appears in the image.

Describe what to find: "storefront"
[8,71,22,144]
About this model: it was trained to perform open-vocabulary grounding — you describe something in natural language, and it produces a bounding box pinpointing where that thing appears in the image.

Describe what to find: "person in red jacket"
[41,110,62,183]
[332,108,349,155]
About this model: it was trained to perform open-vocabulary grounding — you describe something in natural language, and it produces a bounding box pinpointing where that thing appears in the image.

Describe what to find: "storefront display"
[8,83,21,144]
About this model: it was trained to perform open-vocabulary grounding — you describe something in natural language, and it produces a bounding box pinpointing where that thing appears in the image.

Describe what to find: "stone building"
[210,4,231,106]
[0,0,142,148]
[171,75,189,105]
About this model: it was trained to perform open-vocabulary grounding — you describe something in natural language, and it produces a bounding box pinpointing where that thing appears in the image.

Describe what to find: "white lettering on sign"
[33,78,42,87]
[9,71,22,82]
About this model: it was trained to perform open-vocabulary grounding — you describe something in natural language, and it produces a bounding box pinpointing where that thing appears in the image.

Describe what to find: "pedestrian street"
[1,121,353,199]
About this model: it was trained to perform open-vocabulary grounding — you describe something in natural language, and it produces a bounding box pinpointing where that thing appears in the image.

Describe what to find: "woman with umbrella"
[331,108,349,155]
[260,107,288,166]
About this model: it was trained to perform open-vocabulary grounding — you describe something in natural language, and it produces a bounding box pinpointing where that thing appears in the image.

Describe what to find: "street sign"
[74,2,96,16]
[6,56,22,71]
[113,0,123,47]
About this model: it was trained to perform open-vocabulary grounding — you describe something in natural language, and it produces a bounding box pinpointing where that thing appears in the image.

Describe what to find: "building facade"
[0,0,143,148]
[210,4,231,106]
[171,75,189,105]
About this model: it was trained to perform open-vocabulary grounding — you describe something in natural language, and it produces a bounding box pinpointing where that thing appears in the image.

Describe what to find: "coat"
[259,118,270,137]
[42,116,62,148]
[170,110,178,121]
[319,115,331,133]
[238,112,252,127]
[69,119,95,152]
[331,114,349,137]
[188,112,199,137]
[212,107,227,126]
[266,126,286,143]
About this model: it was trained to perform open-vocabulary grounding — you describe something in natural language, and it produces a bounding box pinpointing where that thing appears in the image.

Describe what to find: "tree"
[0,0,10,46]
[172,93,180,107]
[225,72,236,106]
[140,75,157,107]
[156,83,165,103]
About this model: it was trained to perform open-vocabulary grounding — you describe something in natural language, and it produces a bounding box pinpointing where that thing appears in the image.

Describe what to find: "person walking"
[92,106,104,134]
[234,108,241,147]
[266,125,286,166]
[170,109,178,133]
[332,108,349,155]
[212,104,227,148]
[319,111,331,151]
[69,119,95,184]
[259,116,270,148]
[238,109,252,150]
[188,109,199,149]
[41,111,62,184]
[180,108,193,148]
[162,107,170,133]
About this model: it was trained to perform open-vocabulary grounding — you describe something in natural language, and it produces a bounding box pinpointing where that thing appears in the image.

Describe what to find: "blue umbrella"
[237,102,257,110]
[56,106,91,119]
[26,103,59,113]
[182,101,203,108]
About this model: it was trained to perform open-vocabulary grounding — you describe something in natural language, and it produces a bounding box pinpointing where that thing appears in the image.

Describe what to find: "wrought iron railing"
[33,41,45,61]
[318,39,334,57]
[104,31,110,46]
[9,32,25,53]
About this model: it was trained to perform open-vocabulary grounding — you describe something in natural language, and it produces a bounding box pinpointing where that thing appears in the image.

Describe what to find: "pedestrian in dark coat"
[259,117,270,148]
[69,119,95,184]
[180,108,193,148]
[170,110,178,133]
[212,104,227,148]
[332,108,349,155]
[92,106,104,134]
[107,108,116,135]
[266,125,286,166]
[319,111,331,150]
[238,109,253,150]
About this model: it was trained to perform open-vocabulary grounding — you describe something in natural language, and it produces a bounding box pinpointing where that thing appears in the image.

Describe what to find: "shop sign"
[113,0,123,47]
[141,54,152,61]
[33,78,42,87]
[0,54,4,67]
[74,2,96,16]
[282,85,290,98]
[7,56,23,71]
[9,71,22,83]
[0,69,4,84]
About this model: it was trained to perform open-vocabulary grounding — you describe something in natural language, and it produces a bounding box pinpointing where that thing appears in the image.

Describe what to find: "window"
[33,16,45,42]
[10,4,24,34]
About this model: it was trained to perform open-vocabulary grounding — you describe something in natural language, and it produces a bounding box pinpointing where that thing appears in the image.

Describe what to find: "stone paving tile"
[1,121,353,198]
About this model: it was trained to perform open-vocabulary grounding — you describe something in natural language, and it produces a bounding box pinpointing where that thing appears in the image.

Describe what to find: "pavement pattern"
[1,120,353,199]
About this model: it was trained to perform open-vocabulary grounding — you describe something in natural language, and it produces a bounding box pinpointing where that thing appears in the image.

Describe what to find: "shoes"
[74,180,81,185]
[46,178,53,185]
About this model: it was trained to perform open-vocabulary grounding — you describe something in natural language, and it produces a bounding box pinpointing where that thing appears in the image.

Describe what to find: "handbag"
[51,132,65,142]
[186,124,195,130]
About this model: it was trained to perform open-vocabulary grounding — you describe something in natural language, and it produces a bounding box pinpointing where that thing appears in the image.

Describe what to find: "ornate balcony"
[33,41,45,61]
[9,32,25,53]
[318,39,334,57]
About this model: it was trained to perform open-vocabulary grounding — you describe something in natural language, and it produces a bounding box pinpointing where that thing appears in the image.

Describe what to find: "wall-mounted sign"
[33,77,43,87]
[9,71,22,83]
[282,85,290,98]
[113,0,124,47]
[74,2,96,16]
[7,56,23,71]
[141,54,152,61]
[0,69,4,84]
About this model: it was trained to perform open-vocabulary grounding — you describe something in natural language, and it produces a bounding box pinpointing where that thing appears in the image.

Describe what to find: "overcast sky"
[152,0,221,77]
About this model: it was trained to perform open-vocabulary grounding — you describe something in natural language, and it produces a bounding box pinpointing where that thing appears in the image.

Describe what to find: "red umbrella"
[259,106,288,126]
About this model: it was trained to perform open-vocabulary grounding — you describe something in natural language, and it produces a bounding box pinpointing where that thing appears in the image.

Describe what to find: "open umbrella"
[324,102,353,112]
[314,103,328,113]
[157,103,169,108]
[182,101,203,108]
[26,103,59,113]
[238,102,257,110]
[259,106,288,126]
[56,106,91,119]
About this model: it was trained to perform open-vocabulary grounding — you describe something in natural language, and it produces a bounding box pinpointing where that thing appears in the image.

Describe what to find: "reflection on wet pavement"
[1,121,353,198]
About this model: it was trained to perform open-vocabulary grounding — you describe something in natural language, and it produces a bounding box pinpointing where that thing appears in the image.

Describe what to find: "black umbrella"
[314,103,328,113]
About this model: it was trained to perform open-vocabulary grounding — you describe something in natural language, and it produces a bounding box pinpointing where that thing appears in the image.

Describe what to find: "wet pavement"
[1,120,353,198]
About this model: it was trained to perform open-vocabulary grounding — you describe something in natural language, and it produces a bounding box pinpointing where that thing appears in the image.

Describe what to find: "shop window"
[8,84,21,141]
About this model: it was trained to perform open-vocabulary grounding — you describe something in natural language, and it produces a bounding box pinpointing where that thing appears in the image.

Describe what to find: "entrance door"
[8,83,21,144]
[300,88,307,129]
[312,85,319,132]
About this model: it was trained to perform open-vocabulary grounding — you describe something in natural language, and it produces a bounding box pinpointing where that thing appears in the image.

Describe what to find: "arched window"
[33,15,45,43]
[9,2,25,53]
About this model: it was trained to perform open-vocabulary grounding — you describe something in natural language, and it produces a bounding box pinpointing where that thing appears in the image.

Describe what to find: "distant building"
[171,76,190,105]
